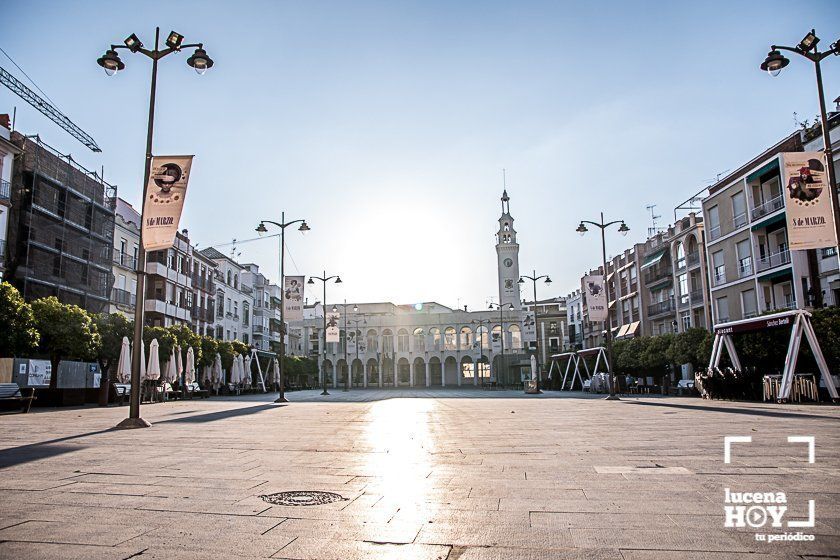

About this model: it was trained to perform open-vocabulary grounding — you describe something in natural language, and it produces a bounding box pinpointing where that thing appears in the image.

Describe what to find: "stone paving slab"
[0,388,838,559]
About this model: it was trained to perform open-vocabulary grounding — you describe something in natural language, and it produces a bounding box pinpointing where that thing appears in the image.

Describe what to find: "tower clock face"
[503,258,513,268]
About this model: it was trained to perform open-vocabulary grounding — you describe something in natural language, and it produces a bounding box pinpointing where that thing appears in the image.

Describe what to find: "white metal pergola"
[708,309,838,402]
[548,352,583,390]
[577,346,611,393]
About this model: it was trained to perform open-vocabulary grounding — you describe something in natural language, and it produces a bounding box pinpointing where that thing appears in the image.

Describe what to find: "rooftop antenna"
[229,239,241,260]
[646,204,664,237]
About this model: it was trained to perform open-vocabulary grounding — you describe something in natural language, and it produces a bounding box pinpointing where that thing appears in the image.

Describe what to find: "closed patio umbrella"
[185,347,196,385]
[140,340,147,381]
[233,354,243,384]
[273,357,280,387]
[165,348,178,383]
[212,353,222,385]
[116,336,131,383]
[244,354,252,385]
[176,345,184,383]
[146,339,161,381]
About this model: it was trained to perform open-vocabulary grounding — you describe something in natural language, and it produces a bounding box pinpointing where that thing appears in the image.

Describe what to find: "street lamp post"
[576,213,630,400]
[332,301,358,391]
[760,30,840,254]
[488,302,515,385]
[256,214,310,403]
[99,28,213,430]
[518,271,552,392]
[308,272,342,395]
[350,314,366,387]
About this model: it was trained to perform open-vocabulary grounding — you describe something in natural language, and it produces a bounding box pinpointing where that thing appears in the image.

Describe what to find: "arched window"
[444,327,457,351]
[413,328,425,352]
[366,329,378,353]
[459,326,473,349]
[234,275,239,289]
[429,327,441,351]
[382,329,394,354]
[226,270,232,285]
[503,222,510,232]
[397,329,409,352]
[476,325,489,348]
[675,242,685,269]
[508,324,522,349]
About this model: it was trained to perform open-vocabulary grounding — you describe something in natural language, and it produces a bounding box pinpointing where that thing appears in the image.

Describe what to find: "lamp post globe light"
[308,272,342,395]
[577,213,629,400]
[518,271,552,393]
[255,214,310,403]
[760,30,840,254]
[99,28,213,430]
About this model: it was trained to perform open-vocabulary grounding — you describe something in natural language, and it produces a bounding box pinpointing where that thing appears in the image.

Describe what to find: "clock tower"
[496,189,521,310]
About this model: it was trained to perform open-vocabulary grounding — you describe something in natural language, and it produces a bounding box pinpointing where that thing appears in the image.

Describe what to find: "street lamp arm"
[772,44,837,63]
[580,219,624,229]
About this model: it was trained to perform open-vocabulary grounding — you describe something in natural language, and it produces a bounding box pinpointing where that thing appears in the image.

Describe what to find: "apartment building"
[522,297,567,363]
[0,115,20,281]
[669,212,711,331]
[201,247,253,343]
[640,232,676,335]
[144,230,197,328]
[191,248,216,337]
[565,289,583,350]
[702,132,810,324]
[110,198,140,317]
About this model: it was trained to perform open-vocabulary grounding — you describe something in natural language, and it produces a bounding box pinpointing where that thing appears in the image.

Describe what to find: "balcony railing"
[111,287,136,307]
[751,194,784,220]
[689,288,704,303]
[686,252,700,268]
[708,224,722,241]
[737,259,753,278]
[732,213,748,230]
[113,249,137,269]
[756,249,791,272]
[0,179,10,202]
[644,267,670,285]
[712,266,726,287]
[765,298,796,313]
[647,298,675,317]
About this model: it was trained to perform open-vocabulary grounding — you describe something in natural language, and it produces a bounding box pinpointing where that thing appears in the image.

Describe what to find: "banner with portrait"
[584,274,608,322]
[490,330,502,353]
[142,155,194,251]
[346,328,357,355]
[782,152,838,250]
[326,312,340,343]
[283,276,304,321]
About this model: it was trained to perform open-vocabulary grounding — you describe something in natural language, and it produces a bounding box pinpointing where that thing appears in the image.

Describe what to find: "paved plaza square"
[0,390,839,559]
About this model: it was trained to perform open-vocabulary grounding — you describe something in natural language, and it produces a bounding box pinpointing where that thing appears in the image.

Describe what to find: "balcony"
[737,259,753,278]
[686,252,700,268]
[0,179,10,202]
[708,225,721,241]
[756,249,791,272]
[765,298,796,313]
[751,194,784,220]
[732,213,748,230]
[113,249,137,270]
[111,287,136,307]
[253,325,265,334]
[689,288,704,304]
[647,298,675,317]
[643,267,670,285]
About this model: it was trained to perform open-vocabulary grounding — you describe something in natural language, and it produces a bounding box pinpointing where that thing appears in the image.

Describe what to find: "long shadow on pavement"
[626,399,840,421]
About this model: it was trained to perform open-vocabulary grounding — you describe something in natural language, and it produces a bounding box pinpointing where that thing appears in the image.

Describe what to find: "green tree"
[167,324,203,370]
[0,282,39,358]
[231,339,249,357]
[810,306,840,373]
[143,326,176,359]
[666,328,709,368]
[198,336,219,369]
[217,340,235,371]
[31,297,100,390]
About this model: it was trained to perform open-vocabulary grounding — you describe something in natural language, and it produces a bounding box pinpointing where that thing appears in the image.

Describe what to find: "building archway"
[460,355,474,386]
[351,359,364,387]
[337,359,348,388]
[366,358,379,386]
[443,356,458,385]
[397,357,410,385]
[413,357,425,387]
[323,359,334,386]
[429,356,442,386]
[382,357,394,386]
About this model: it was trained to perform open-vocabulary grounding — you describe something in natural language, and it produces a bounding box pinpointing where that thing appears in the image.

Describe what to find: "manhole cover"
[259,491,346,506]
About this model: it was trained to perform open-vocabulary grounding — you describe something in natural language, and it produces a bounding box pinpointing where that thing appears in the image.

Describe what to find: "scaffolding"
[7,133,117,313]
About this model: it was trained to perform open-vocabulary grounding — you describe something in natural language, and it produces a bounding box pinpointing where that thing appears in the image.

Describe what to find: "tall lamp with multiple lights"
[470,317,491,386]
[99,28,213,429]
[256,214,310,403]
[518,271,552,392]
[576,214,629,400]
[308,272,342,395]
[761,30,840,255]
[349,314,367,386]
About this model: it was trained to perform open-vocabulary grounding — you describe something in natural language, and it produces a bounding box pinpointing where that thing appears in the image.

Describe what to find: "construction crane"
[0,65,101,152]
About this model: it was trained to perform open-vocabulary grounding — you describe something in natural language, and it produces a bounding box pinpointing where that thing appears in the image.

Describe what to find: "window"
[741,289,757,318]
[234,274,238,289]
[117,274,126,290]
[413,328,425,352]
[731,191,747,228]
[678,273,688,300]
[735,239,752,278]
[681,312,691,332]
[366,329,378,352]
[444,327,457,350]
[675,242,686,269]
[227,270,232,285]
[712,250,725,285]
[459,327,472,349]
[508,325,522,349]
[822,247,838,258]
[429,327,441,351]
[708,205,721,239]
[549,321,558,334]
[397,329,409,352]
[715,296,729,323]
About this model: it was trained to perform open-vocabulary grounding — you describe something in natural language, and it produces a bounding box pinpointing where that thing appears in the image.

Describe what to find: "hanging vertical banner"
[283,276,304,321]
[585,274,608,322]
[783,152,837,250]
[522,313,537,341]
[326,312,340,343]
[491,330,502,353]
[347,329,357,355]
[142,155,194,251]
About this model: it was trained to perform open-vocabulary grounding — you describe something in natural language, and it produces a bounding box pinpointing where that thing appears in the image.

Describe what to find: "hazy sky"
[3,1,839,309]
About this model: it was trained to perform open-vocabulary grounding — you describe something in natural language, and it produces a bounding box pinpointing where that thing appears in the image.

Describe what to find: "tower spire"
[501,168,510,214]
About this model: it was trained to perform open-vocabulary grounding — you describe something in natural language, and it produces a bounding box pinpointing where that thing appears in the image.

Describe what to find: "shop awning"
[616,324,630,338]
[746,159,780,183]
[617,321,640,339]
[751,212,786,231]
[640,249,667,271]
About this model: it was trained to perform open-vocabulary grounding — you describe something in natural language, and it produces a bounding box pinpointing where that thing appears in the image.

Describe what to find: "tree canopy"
[0,282,39,358]
[31,297,100,389]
